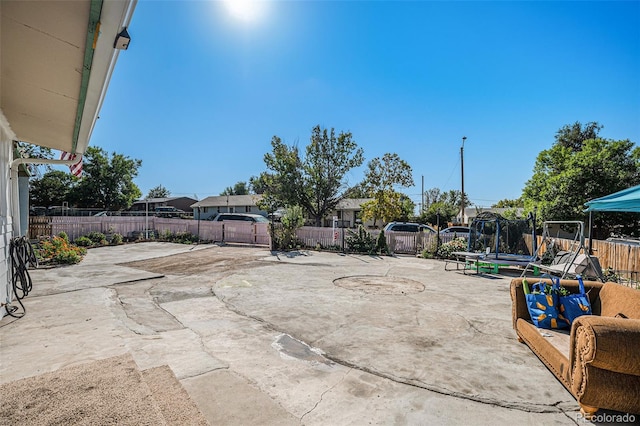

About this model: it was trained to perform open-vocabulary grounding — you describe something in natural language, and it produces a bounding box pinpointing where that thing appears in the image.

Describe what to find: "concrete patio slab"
[1,243,586,425]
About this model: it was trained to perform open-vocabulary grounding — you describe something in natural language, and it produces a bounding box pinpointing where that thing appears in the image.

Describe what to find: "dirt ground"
[122,246,268,276]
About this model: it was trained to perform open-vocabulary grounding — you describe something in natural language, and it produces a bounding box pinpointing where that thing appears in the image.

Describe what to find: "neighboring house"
[1,0,137,318]
[457,207,526,225]
[130,197,198,213]
[191,196,375,227]
[191,194,266,220]
[325,198,374,228]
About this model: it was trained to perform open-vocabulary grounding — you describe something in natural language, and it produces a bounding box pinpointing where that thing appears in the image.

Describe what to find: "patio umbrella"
[584,184,640,251]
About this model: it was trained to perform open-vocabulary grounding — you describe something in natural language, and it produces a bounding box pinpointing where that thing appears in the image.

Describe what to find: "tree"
[221,181,249,196]
[342,182,368,199]
[492,197,524,208]
[249,175,267,194]
[418,188,462,227]
[257,125,364,226]
[522,122,640,237]
[29,170,78,207]
[360,153,414,226]
[70,146,142,210]
[147,185,170,199]
[555,121,602,152]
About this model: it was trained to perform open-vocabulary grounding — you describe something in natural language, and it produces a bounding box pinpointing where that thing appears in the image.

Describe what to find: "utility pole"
[421,175,424,214]
[460,136,467,225]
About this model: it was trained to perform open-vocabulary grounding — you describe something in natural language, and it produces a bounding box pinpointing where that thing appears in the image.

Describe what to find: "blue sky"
[90,0,640,208]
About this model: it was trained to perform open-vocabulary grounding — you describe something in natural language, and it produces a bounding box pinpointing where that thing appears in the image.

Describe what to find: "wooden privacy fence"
[523,234,640,277]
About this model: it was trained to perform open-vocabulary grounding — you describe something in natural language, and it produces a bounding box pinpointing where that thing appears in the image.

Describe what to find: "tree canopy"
[221,181,249,196]
[147,185,170,199]
[360,153,414,226]
[256,125,364,226]
[418,188,461,228]
[492,197,524,208]
[71,146,142,210]
[29,146,142,210]
[522,122,640,237]
[29,170,77,207]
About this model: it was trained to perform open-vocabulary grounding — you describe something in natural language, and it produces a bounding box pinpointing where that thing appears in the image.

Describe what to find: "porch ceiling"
[0,0,134,155]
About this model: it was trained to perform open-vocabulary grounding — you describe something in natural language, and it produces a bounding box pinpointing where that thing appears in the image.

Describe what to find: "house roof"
[191,194,263,208]
[335,198,372,210]
[464,207,525,216]
[132,196,198,205]
[1,0,135,154]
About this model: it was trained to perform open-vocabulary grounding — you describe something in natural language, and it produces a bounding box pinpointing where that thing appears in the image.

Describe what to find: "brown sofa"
[511,278,640,416]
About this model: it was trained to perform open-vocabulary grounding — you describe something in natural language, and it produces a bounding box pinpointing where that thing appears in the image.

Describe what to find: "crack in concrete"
[214,292,575,416]
[559,409,581,425]
[320,355,576,414]
[300,368,352,421]
[178,366,229,381]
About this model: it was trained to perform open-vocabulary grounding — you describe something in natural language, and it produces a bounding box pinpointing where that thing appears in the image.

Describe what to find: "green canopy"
[585,185,640,212]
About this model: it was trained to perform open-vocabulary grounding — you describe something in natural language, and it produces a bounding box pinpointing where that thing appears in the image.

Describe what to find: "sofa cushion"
[599,283,640,319]
[515,318,572,391]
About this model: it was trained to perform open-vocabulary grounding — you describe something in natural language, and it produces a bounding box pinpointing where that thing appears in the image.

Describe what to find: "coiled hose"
[6,236,38,318]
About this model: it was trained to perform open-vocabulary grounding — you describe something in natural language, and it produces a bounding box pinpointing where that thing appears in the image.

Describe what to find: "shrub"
[346,225,375,254]
[171,232,198,244]
[58,231,69,243]
[436,237,468,259]
[421,236,439,259]
[375,229,389,255]
[86,232,106,245]
[270,206,304,250]
[157,230,198,244]
[111,233,123,245]
[75,236,93,247]
[36,236,86,265]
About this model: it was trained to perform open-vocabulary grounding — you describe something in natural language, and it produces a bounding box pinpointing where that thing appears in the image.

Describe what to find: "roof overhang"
[1,0,136,155]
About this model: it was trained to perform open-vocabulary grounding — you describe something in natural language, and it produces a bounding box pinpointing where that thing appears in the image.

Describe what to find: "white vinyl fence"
[32,217,461,254]
[38,217,269,246]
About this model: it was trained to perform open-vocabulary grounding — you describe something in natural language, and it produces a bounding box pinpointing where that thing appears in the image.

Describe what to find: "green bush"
[375,229,389,255]
[436,237,468,259]
[36,236,86,265]
[421,236,439,259]
[158,230,198,244]
[270,206,304,250]
[54,249,83,264]
[58,231,69,243]
[75,236,93,247]
[86,232,106,244]
[111,233,123,245]
[346,225,375,254]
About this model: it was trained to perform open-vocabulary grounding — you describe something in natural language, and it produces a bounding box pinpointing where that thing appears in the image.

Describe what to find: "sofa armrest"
[510,279,530,329]
[570,315,640,377]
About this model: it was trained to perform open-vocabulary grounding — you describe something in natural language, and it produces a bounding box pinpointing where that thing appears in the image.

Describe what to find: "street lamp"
[460,136,467,225]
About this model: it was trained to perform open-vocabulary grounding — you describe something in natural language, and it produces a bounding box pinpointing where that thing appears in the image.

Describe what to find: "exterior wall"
[1,114,15,318]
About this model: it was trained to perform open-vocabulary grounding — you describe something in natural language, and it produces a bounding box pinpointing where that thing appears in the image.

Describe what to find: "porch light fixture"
[114,27,131,50]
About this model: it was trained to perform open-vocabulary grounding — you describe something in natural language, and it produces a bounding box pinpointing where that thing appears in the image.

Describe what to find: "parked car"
[439,226,471,235]
[383,222,436,233]
[209,213,270,223]
[154,206,184,218]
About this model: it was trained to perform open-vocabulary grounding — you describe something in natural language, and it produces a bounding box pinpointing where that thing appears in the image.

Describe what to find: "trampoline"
[467,212,537,271]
